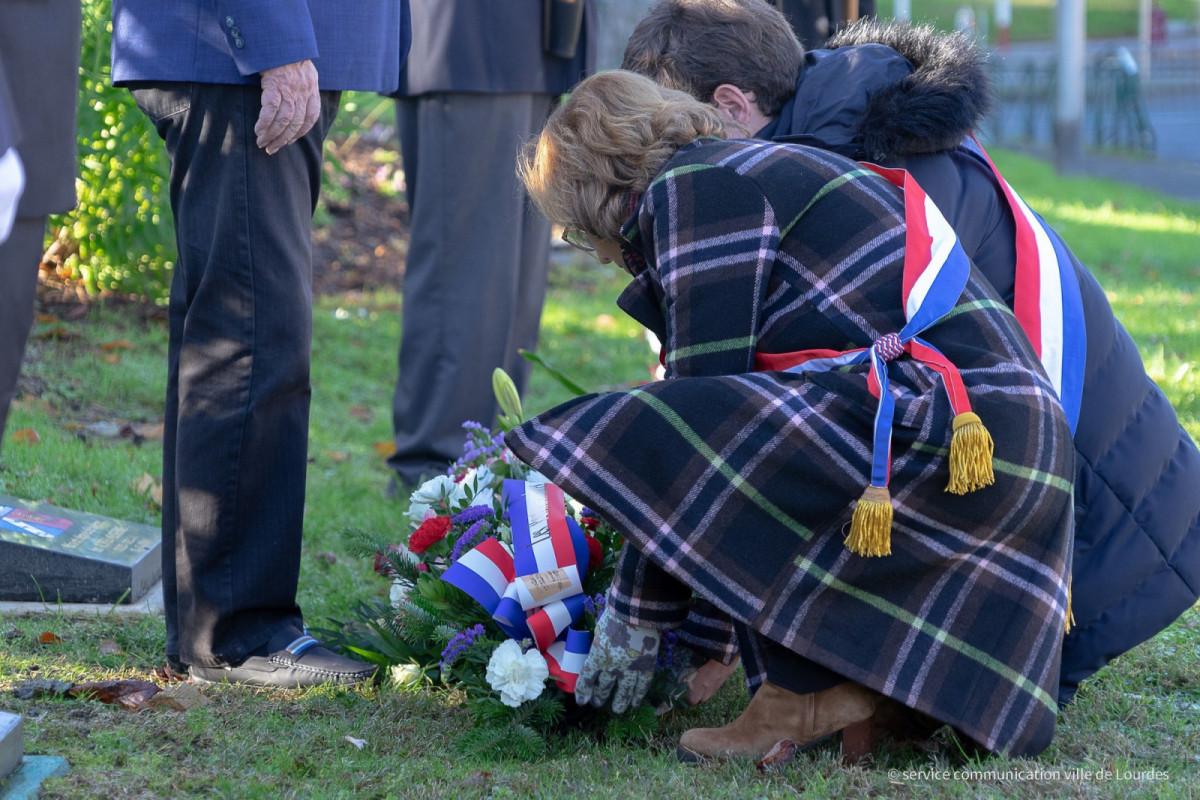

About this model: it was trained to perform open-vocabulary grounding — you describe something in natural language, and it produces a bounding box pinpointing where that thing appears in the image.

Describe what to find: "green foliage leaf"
[519,349,590,396]
[603,704,659,743]
[455,722,547,760]
[311,600,430,668]
[50,0,176,300]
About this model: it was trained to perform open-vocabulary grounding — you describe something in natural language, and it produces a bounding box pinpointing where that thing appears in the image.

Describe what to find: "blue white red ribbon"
[441,480,594,693]
[966,137,1086,433]
[756,165,974,489]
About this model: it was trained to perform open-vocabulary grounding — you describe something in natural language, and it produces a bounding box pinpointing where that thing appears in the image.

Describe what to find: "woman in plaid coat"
[511,70,1075,760]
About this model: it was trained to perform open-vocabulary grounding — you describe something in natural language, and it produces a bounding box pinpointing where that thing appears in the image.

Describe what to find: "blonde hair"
[519,69,726,242]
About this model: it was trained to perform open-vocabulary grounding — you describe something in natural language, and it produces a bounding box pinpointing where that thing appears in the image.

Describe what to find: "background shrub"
[48,0,175,302]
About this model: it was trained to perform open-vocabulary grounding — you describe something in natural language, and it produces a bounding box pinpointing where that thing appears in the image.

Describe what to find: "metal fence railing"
[983,39,1200,160]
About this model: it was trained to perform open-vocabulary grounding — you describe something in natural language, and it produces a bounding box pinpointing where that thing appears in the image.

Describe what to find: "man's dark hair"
[621,0,804,118]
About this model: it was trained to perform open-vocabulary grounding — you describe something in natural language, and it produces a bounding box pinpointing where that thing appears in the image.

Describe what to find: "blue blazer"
[112,1,410,94]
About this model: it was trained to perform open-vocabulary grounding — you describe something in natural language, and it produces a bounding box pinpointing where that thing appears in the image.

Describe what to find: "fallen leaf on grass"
[99,339,134,352]
[314,552,338,565]
[98,639,121,655]
[132,421,164,440]
[153,662,188,684]
[100,353,123,365]
[11,396,56,416]
[756,739,798,771]
[344,736,367,750]
[34,326,80,341]
[349,405,373,422]
[324,450,350,463]
[372,440,395,457]
[132,473,164,507]
[145,683,210,712]
[11,428,40,445]
[39,631,64,644]
[69,679,162,711]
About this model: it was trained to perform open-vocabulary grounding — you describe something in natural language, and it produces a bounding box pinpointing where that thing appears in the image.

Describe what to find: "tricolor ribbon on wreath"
[441,479,594,692]
[756,164,995,558]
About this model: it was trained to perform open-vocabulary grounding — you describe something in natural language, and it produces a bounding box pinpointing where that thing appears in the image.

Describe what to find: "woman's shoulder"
[655,139,892,222]
[664,138,875,186]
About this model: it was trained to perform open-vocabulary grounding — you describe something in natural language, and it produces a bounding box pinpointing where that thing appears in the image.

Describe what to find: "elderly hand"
[256,60,320,154]
[576,613,660,713]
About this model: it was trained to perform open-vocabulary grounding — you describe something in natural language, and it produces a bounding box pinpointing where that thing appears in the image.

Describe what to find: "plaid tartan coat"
[506,139,1074,756]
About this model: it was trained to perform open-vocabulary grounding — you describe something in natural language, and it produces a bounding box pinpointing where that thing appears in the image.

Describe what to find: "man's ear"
[711,84,758,127]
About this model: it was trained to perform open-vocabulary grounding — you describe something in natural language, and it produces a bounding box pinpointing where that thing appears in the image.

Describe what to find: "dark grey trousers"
[388,92,556,486]
[0,217,45,449]
[131,82,340,667]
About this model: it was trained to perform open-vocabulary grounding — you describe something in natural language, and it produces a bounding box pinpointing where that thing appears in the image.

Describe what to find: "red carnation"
[579,515,601,532]
[584,534,603,570]
[408,516,453,554]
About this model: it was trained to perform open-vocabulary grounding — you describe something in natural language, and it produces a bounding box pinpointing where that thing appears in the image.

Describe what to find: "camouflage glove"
[576,613,661,713]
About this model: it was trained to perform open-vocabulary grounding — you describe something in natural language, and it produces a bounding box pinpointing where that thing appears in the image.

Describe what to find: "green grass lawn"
[903,0,1197,41]
[2,149,1200,798]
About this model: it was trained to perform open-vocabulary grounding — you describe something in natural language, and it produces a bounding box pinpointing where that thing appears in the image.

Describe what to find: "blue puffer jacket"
[764,20,1200,705]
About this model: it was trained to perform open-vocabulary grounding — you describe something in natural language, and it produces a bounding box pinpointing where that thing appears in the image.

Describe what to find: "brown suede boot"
[677,679,879,763]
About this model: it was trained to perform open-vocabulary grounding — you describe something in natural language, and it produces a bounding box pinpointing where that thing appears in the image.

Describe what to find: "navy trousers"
[131,82,340,667]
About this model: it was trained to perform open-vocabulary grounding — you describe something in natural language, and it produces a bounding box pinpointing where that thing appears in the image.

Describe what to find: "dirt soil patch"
[35,136,410,316]
[311,136,410,297]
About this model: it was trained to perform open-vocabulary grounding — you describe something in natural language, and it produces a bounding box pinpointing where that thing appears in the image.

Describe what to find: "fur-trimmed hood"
[765,20,993,162]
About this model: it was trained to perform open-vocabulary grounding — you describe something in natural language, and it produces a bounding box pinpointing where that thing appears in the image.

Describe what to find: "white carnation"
[406,503,436,527]
[460,465,498,506]
[410,474,459,504]
[407,475,463,524]
[485,639,549,707]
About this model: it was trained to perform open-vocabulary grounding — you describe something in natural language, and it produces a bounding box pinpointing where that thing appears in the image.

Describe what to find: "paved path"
[984,34,1200,203]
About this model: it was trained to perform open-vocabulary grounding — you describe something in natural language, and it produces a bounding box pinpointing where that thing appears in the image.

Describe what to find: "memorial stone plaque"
[0,495,160,603]
[0,712,20,784]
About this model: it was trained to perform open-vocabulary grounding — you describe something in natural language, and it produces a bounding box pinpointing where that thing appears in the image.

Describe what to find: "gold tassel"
[947,411,995,495]
[1064,575,1076,635]
[847,485,893,557]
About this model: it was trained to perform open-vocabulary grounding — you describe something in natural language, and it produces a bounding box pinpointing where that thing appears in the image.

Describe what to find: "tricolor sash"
[966,136,1086,433]
[442,480,594,693]
[755,165,993,556]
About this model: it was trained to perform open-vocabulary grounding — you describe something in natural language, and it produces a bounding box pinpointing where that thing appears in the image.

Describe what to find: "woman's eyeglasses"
[560,227,595,252]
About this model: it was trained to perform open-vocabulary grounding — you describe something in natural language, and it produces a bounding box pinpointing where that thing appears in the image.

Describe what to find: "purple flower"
[452,505,494,525]
[582,593,607,617]
[452,421,508,470]
[656,629,682,671]
[440,623,487,668]
[450,518,491,562]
